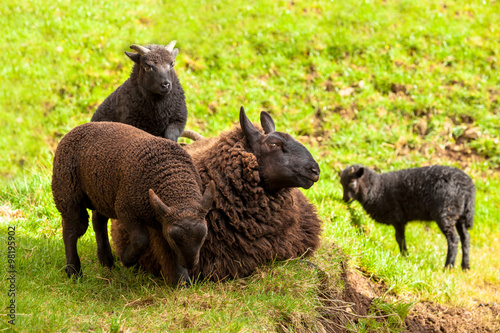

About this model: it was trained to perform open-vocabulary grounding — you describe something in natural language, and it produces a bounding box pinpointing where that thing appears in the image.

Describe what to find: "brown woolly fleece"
[52,122,203,221]
[111,125,322,282]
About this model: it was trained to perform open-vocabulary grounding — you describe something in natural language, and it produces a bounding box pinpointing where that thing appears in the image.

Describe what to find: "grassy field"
[1,0,499,331]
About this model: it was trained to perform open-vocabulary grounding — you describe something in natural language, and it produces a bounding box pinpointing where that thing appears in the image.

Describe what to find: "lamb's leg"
[92,211,114,269]
[62,206,89,278]
[163,120,185,142]
[118,223,149,267]
[394,224,408,256]
[455,219,470,270]
[437,215,460,269]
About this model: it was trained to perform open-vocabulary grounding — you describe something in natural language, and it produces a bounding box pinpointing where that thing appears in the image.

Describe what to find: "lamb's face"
[138,49,178,96]
[126,44,179,96]
[148,181,215,270]
[163,214,208,270]
[340,165,365,203]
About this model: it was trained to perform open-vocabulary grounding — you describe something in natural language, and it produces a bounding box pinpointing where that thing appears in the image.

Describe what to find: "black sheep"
[51,122,214,284]
[112,107,322,281]
[91,41,187,142]
[340,164,475,269]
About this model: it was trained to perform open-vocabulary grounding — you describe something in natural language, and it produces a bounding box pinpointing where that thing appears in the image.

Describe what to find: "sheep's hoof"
[66,266,83,280]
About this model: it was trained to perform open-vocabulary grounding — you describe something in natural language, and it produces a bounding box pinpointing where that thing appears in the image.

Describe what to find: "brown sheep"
[51,122,214,284]
[111,107,322,282]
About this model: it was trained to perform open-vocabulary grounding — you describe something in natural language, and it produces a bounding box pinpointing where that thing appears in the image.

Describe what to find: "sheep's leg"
[92,211,114,269]
[118,223,149,267]
[455,219,470,270]
[394,224,408,256]
[437,216,460,269]
[163,120,185,142]
[62,206,89,278]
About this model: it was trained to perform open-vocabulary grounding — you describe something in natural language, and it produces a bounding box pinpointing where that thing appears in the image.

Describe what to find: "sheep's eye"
[144,65,153,72]
[170,61,175,68]
[268,142,281,149]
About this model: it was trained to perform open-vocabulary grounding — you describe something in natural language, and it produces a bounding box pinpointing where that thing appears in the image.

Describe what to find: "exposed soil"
[406,301,500,333]
[316,258,500,332]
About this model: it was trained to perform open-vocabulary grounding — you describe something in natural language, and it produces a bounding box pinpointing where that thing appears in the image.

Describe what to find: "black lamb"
[51,122,215,284]
[340,164,475,270]
[91,41,187,142]
[111,106,323,282]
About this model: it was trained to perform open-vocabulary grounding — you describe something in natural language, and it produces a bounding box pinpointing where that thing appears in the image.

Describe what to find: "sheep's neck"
[359,172,382,208]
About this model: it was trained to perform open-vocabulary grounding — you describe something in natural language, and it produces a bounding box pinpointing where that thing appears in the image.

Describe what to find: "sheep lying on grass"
[52,122,215,284]
[340,164,475,270]
[91,41,187,142]
[112,106,322,282]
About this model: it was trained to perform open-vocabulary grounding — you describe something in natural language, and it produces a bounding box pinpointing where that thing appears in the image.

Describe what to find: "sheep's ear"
[355,167,365,178]
[260,111,275,134]
[149,189,172,220]
[338,165,344,177]
[200,180,216,212]
[240,106,263,146]
[125,51,141,64]
[171,48,179,59]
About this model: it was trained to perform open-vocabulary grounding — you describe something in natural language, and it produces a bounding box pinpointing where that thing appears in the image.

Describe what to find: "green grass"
[1,0,499,331]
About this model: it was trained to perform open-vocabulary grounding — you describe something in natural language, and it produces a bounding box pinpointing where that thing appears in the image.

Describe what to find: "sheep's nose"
[161,81,171,90]
[309,165,320,182]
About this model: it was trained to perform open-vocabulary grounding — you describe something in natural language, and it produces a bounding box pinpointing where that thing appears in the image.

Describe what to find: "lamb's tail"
[181,129,204,141]
[463,187,476,229]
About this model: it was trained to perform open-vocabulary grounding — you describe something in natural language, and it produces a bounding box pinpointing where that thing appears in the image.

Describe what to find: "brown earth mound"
[316,260,500,332]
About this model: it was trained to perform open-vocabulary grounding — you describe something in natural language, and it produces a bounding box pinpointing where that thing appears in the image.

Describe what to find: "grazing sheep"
[112,106,322,281]
[340,164,475,269]
[52,122,215,284]
[91,41,187,142]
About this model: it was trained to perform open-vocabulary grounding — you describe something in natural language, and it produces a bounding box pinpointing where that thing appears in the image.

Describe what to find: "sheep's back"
[56,122,202,224]
[379,166,474,222]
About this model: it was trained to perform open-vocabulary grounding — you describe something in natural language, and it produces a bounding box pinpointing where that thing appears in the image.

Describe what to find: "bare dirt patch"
[315,257,500,332]
[406,301,500,333]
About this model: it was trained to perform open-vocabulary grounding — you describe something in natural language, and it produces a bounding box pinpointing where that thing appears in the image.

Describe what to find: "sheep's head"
[148,181,215,270]
[125,41,179,96]
[239,106,320,191]
[340,165,365,204]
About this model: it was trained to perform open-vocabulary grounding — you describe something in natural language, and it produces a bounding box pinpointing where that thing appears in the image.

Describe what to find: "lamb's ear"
[200,180,216,212]
[260,111,275,134]
[355,167,365,178]
[240,106,263,146]
[149,189,172,220]
[125,51,141,64]
[171,48,179,59]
